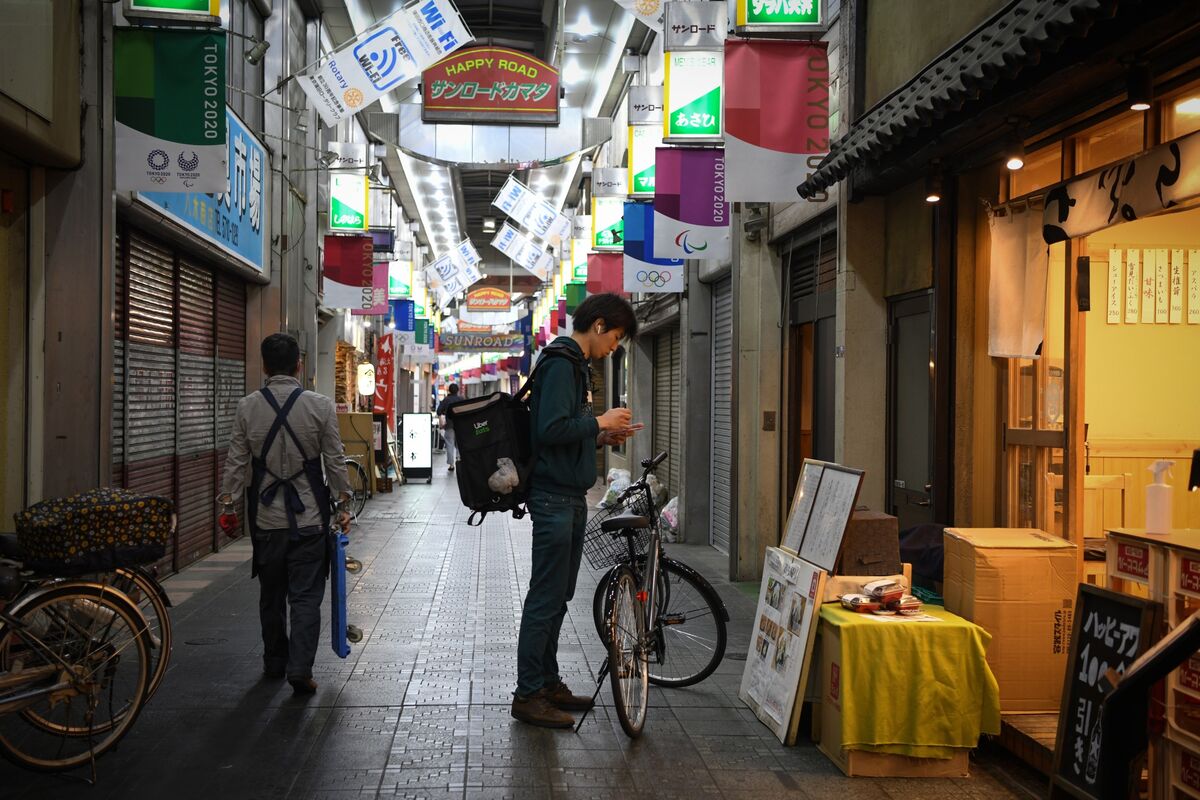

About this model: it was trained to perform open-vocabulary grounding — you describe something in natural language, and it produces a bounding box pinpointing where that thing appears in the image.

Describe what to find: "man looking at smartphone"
[512,293,640,729]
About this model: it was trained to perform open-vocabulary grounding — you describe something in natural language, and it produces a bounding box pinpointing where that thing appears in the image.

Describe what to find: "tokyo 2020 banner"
[653,147,730,261]
[624,201,684,294]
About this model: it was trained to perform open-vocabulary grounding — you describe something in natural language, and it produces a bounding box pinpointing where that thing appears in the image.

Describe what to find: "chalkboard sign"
[1051,584,1160,800]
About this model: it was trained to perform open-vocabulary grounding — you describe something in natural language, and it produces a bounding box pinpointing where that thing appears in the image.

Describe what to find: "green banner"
[592,196,625,251]
[415,318,430,345]
[115,28,227,192]
[330,174,369,231]
[665,51,723,139]
[737,0,822,26]
[565,283,587,313]
[629,125,658,196]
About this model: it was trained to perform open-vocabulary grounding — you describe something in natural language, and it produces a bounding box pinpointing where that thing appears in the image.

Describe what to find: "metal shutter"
[652,327,681,496]
[215,273,247,547]
[710,277,733,554]
[124,230,178,575]
[590,360,606,478]
[113,231,127,487]
[176,258,217,569]
[788,233,837,325]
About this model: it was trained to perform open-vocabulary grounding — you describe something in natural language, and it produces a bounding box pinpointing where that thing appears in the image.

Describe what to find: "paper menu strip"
[1141,249,1156,324]
[1191,250,1200,325]
[1171,249,1184,324]
[1155,248,1169,323]
[1108,249,1122,324]
[1126,248,1140,324]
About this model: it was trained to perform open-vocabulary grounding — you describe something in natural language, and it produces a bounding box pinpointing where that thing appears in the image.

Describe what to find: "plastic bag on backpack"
[487,458,521,495]
[599,476,631,508]
[606,468,631,486]
[660,496,680,543]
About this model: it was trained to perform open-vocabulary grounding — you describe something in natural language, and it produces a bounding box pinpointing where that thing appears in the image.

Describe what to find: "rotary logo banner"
[725,40,829,201]
[115,28,228,193]
[653,147,730,261]
[297,0,473,127]
[624,201,684,294]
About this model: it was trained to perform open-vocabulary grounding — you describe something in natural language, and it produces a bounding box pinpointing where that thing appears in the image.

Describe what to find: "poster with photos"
[739,547,826,744]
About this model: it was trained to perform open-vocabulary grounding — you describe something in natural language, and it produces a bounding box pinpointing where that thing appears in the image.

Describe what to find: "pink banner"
[352,263,389,315]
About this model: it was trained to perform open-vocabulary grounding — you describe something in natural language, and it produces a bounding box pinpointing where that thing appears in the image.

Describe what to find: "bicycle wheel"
[0,583,152,772]
[109,568,172,700]
[607,567,648,739]
[594,559,728,688]
[346,459,369,519]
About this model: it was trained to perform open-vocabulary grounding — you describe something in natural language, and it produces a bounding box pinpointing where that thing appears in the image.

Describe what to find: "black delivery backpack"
[444,342,585,525]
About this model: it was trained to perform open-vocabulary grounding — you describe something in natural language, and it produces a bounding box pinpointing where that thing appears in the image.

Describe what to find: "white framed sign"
[401,412,433,470]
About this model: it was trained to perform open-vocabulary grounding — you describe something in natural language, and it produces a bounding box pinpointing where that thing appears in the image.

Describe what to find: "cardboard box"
[943,528,1077,713]
[837,510,902,575]
[814,619,971,778]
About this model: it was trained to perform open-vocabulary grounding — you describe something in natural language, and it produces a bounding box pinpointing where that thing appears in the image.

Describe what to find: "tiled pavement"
[6,470,1046,799]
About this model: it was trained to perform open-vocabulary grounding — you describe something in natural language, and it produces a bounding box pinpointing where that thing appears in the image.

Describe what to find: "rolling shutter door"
[113,232,127,487]
[124,230,178,575]
[710,277,733,554]
[215,274,247,547]
[652,327,681,496]
[176,258,217,569]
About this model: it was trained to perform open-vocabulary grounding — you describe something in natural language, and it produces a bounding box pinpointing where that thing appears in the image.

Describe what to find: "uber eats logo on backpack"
[473,420,491,436]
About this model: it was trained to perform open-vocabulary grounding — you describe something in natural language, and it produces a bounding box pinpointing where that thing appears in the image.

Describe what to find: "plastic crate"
[1105,533,1165,600]
[1165,738,1200,799]
[582,493,654,571]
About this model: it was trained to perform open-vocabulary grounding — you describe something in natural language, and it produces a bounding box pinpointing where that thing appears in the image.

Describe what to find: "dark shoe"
[447,465,455,472]
[511,691,575,729]
[543,681,594,712]
[288,677,318,695]
[262,668,285,680]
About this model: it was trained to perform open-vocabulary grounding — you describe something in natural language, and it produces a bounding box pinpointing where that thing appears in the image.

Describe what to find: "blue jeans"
[516,488,587,696]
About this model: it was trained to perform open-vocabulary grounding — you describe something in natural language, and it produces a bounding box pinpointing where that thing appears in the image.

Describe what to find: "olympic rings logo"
[636,270,671,288]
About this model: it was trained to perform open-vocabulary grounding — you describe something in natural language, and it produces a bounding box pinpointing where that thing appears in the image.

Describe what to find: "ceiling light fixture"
[925,165,943,204]
[482,216,497,233]
[1127,62,1153,112]
[1004,122,1025,171]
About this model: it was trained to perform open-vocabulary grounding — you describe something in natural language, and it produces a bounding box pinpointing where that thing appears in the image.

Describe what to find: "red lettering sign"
[1182,557,1200,595]
[465,287,512,311]
[829,662,840,703]
[1180,655,1200,693]
[372,333,395,425]
[1116,543,1150,580]
[422,47,560,124]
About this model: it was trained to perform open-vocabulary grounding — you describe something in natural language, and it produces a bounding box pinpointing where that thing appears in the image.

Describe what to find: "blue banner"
[137,106,269,276]
[624,201,683,267]
[391,299,415,331]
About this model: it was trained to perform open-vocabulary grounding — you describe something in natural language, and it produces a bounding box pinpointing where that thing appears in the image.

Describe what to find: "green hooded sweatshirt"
[529,337,600,496]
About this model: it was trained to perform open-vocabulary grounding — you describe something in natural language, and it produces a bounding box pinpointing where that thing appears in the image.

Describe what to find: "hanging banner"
[592,168,628,197]
[571,238,589,281]
[373,333,395,419]
[465,287,511,311]
[492,175,571,242]
[352,263,390,315]
[115,28,228,192]
[614,0,664,32]
[663,1,726,49]
[330,173,370,231]
[1043,128,1200,244]
[439,331,525,352]
[122,0,219,24]
[629,126,661,197]
[629,85,664,125]
[391,298,416,331]
[735,0,828,33]
[491,222,553,279]
[297,0,474,128]
[654,147,730,260]
[592,196,625,251]
[725,40,830,202]
[624,201,685,293]
[326,141,370,169]
[587,252,625,295]
[322,235,375,309]
[422,46,559,124]
[664,51,723,141]
[136,106,269,276]
[388,260,413,298]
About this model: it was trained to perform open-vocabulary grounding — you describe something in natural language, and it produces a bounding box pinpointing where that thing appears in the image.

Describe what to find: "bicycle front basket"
[582,494,654,571]
[14,488,174,575]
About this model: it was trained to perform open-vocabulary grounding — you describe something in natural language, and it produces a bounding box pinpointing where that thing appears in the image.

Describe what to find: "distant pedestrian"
[512,293,639,729]
[218,333,352,695]
[437,383,466,471]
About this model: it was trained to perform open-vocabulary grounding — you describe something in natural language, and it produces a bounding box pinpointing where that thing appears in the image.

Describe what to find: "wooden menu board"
[1050,584,1160,800]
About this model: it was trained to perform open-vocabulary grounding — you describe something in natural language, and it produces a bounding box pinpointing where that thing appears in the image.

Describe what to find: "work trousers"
[254,525,327,680]
[444,427,457,466]
[515,489,587,697]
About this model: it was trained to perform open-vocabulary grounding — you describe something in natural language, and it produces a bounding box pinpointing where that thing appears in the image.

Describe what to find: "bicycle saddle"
[0,532,23,559]
[601,514,650,534]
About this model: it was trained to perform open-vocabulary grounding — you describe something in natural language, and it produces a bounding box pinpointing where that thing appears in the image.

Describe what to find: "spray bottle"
[1146,460,1175,534]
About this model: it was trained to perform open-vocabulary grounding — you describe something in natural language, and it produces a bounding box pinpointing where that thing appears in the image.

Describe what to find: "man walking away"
[512,293,639,729]
[219,333,352,695]
[437,383,466,471]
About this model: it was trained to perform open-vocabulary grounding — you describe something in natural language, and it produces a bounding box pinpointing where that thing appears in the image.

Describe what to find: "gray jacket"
[221,375,352,530]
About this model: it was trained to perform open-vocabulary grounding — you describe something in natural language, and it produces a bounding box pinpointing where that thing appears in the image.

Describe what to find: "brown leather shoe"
[288,677,318,695]
[511,691,575,729]
[543,681,595,712]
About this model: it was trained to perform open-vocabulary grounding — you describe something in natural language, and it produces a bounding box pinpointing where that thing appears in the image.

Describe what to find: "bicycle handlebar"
[616,451,669,505]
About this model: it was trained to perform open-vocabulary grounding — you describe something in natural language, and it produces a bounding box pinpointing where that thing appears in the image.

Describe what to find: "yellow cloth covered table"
[818,603,1001,759]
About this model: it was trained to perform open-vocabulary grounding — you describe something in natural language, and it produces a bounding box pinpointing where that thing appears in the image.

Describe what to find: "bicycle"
[343,457,371,519]
[0,566,154,775]
[581,452,730,738]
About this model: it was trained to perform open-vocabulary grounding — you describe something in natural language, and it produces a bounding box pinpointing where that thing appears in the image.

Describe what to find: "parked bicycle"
[0,547,157,775]
[582,452,730,738]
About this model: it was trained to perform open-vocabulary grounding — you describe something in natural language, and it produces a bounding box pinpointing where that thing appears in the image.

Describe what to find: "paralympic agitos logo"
[675,230,707,254]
